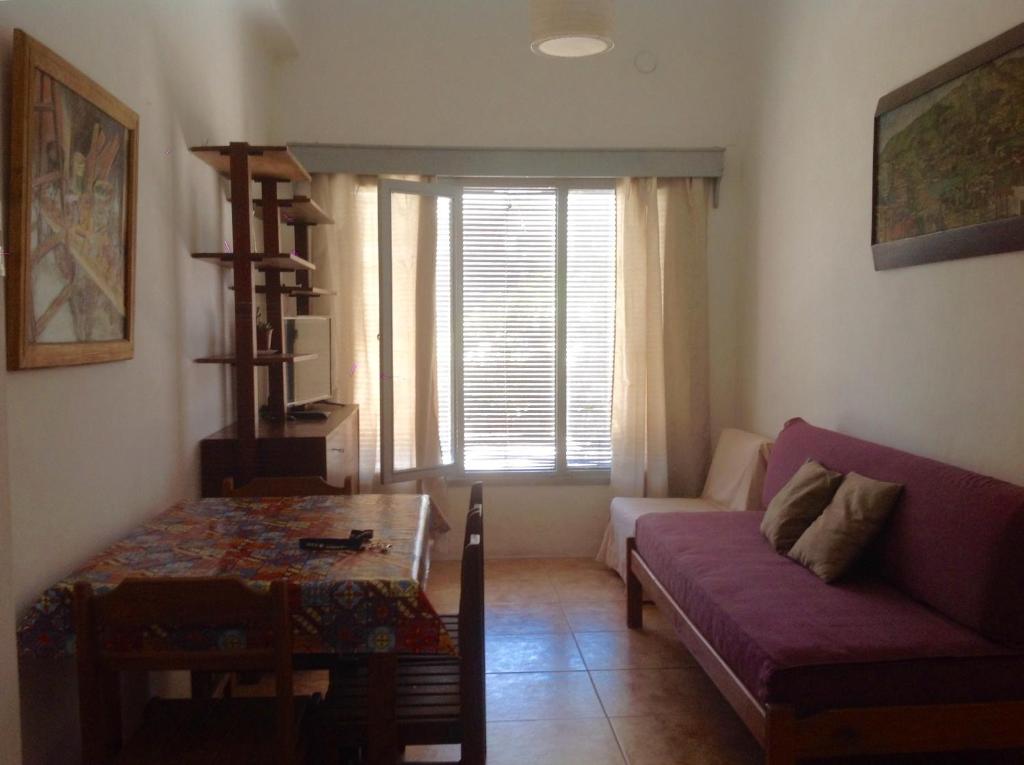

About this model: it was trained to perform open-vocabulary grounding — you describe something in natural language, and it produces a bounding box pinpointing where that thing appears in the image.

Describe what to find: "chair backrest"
[222,475,351,497]
[457,532,485,762]
[74,577,295,765]
[463,481,484,549]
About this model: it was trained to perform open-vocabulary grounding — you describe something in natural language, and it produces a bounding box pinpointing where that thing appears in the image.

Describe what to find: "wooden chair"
[319,488,486,764]
[221,475,352,497]
[463,481,483,548]
[74,577,314,765]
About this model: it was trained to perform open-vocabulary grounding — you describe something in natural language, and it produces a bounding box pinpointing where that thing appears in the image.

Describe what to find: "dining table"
[17,492,453,764]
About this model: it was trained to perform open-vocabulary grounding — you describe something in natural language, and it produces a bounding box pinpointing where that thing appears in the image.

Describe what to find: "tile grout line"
[564,600,631,765]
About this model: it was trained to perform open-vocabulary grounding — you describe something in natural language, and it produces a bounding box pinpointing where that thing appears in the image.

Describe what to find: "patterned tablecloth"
[17,494,452,659]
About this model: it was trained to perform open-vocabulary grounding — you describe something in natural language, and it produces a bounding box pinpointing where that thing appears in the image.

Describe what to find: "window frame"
[378,177,464,485]
[447,177,616,485]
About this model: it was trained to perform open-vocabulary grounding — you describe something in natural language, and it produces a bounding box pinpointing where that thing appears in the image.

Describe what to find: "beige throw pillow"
[760,460,843,553]
[788,471,903,583]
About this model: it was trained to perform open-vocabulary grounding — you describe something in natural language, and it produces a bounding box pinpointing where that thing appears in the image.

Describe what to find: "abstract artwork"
[5,30,138,369]
[872,22,1024,270]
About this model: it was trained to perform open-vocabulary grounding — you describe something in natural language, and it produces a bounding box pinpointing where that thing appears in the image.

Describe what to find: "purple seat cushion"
[763,418,1024,645]
[635,511,1024,710]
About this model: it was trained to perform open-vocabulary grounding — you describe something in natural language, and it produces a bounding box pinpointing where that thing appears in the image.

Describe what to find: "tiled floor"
[278,556,1023,764]
[412,556,763,765]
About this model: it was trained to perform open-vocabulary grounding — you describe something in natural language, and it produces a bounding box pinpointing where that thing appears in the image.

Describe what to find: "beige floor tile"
[486,632,585,673]
[486,719,626,765]
[487,558,562,577]
[590,667,719,718]
[553,569,626,602]
[486,576,560,604]
[539,557,609,574]
[487,602,571,635]
[610,714,761,765]
[426,584,461,614]
[576,629,696,670]
[425,561,462,589]
[562,600,670,633]
[486,671,605,721]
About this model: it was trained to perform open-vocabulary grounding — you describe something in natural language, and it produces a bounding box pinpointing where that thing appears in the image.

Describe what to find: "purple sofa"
[626,418,1024,763]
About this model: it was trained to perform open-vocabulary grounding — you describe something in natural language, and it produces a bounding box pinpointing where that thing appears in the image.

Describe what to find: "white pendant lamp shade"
[530,0,614,58]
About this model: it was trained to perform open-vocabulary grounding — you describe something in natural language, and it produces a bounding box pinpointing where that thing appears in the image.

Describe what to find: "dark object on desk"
[74,577,315,765]
[221,474,351,499]
[315,482,486,765]
[291,409,329,421]
[300,530,373,551]
[201,405,359,498]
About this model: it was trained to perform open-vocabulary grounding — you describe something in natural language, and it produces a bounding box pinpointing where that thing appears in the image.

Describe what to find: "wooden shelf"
[192,252,316,272]
[190,145,311,182]
[253,196,334,226]
[194,353,318,365]
[253,285,333,297]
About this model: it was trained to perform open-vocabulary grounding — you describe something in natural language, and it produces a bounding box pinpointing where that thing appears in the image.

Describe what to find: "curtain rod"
[289,143,725,180]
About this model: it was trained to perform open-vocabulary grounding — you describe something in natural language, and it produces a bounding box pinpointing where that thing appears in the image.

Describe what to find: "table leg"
[367,654,398,765]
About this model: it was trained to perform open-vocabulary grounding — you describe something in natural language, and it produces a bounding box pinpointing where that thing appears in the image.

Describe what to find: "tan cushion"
[788,472,903,583]
[760,460,842,553]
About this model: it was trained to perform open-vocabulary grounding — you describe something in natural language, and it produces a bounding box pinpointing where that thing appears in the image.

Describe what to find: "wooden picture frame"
[872,22,1024,270]
[5,29,138,369]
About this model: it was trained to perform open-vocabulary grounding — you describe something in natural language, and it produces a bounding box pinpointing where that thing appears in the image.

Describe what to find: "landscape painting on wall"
[872,22,1024,270]
[5,30,138,369]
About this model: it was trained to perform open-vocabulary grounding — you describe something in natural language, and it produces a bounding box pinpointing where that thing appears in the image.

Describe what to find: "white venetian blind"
[566,189,616,469]
[462,187,557,471]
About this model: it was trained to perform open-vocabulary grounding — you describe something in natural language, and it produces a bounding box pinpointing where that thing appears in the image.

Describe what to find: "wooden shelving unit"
[191,145,311,182]
[191,252,316,272]
[253,195,333,225]
[193,353,318,366]
[190,142,334,482]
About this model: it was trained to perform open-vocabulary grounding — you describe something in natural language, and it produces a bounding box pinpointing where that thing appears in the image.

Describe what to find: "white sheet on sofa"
[598,497,727,578]
[598,427,773,578]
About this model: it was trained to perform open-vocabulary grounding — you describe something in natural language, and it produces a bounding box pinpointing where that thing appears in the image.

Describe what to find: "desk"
[18,494,452,764]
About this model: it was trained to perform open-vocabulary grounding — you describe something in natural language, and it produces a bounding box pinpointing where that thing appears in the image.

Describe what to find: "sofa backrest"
[763,417,1024,646]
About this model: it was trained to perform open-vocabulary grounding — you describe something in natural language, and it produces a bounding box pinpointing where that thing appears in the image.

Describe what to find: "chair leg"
[765,705,797,765]
[626,538,644,629]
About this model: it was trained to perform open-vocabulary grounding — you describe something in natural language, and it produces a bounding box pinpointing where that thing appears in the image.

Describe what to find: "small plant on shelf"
[255,307,274,352]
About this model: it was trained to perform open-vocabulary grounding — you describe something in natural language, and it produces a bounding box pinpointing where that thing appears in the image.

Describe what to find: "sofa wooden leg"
[626,537,644,629]
[765,705,797,765]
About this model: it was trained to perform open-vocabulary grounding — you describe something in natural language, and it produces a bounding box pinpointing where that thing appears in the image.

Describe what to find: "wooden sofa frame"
[625,538,1024,764]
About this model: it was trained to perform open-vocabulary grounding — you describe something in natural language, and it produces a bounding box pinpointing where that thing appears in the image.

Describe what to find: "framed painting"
[5,29,138,369]
[872,22,1024,270]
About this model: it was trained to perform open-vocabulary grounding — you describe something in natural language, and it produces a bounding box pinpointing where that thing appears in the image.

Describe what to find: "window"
[459,182,616,476]
[380,180,616,480]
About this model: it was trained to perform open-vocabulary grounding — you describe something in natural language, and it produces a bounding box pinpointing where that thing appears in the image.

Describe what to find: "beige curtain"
[309,174,447,509]
[611,177,711,498]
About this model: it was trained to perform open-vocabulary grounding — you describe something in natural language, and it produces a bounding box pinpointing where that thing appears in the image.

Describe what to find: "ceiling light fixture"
[530,0,614,58]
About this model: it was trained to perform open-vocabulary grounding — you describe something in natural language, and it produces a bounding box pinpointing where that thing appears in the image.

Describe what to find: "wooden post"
[766,705,798,765]
[626,537,644,629]
[366,654,398,765]
[228,143,257,482]
[261,178,287,421]
[293,222,311,316]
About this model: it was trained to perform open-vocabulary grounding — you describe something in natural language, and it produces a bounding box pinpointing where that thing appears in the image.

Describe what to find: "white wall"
[275,0,771,556]
[736,0,1024,484]
[0,1,284,761]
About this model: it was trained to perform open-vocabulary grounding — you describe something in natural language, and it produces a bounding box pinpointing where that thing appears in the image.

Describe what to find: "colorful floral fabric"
[17,494,453,659]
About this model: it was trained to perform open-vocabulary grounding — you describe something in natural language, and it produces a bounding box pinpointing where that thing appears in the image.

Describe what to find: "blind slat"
[451,185,615,474]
